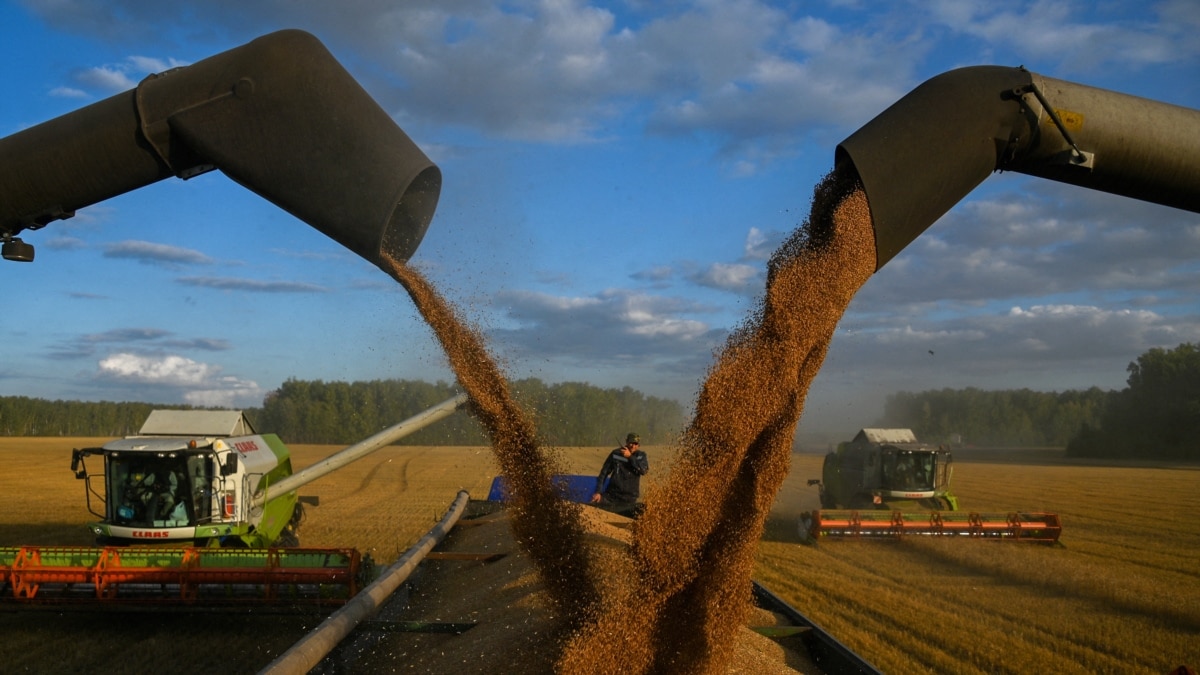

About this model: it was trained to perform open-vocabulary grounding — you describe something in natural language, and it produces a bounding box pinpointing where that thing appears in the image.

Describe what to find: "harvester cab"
[809,428,957,511]
[71,410,303,548]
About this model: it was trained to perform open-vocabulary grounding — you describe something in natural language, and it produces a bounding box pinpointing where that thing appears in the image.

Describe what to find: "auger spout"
[836,65,1200,269]
[0,29,439,269]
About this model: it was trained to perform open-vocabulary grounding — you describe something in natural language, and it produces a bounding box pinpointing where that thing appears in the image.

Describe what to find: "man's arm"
[630,451,649,476]
[592,453,616,502]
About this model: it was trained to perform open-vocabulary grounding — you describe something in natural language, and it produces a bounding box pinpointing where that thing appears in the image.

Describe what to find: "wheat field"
[0,438,1196,674]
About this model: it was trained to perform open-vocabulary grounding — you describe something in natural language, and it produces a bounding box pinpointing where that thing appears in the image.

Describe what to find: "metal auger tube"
[0,29,441,269]
[836,65,1200,270]
[259,490,471,675]
[252,393,470,509]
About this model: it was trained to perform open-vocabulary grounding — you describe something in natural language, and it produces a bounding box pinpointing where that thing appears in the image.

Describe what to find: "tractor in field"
[809,428,957,512]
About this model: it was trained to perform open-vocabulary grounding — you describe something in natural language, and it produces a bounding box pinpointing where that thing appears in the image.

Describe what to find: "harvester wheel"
[798,513,816,544]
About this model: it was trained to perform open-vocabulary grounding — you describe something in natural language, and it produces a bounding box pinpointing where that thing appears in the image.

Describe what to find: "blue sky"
[1,1,1198,437]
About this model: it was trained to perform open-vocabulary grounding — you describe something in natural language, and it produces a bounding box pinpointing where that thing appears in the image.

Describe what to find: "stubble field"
[0,437,1196,674]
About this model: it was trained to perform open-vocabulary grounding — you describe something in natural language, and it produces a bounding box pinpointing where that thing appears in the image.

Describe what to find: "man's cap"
[626,433,640,445]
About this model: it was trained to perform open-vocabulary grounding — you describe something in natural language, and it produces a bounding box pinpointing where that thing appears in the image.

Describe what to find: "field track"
[0,438,1196,674]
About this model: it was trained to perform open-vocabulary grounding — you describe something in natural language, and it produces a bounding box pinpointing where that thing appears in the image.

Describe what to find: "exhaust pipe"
[0,29,439,268]
[837,66,1200,269]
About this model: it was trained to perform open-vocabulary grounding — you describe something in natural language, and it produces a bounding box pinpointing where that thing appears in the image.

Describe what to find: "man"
[590,432,650,518]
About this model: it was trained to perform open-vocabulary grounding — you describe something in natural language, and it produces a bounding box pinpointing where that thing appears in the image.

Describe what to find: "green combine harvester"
[0,29,462,603]
[802,429,1061,543]
[0,397,467,605]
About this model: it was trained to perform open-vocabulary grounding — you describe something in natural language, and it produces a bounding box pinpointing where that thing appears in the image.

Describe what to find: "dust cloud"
[381,163,876,674]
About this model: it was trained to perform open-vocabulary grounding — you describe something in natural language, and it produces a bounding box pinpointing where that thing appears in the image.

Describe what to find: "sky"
[1,0,1198,439]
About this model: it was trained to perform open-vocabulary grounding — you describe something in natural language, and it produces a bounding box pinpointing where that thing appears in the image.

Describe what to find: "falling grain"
[379,255,602,631]
[558,166,876,674]
[380,162,876,673]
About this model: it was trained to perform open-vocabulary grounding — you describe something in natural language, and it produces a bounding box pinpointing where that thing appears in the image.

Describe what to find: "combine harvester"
[801,429,1062,543]
[0,29,470,607]
[0,396,468,606]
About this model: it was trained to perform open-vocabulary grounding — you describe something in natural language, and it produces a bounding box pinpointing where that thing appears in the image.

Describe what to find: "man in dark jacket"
[590,432,650,518]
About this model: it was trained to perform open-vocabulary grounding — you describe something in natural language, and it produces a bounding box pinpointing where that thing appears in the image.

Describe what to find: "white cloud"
[49,86,89,98]
[76,65,138,93]
[95,353,262,408]
[183,377,264,408]
[98,353,218,387]
[690,262,760,293]
[744,226,785,260]
[922,1,1198,72]
[491,287,718,364]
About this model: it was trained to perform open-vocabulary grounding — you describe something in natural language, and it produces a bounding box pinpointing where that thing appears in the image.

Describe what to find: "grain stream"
[381,255,602,632]
[382,164,875,674]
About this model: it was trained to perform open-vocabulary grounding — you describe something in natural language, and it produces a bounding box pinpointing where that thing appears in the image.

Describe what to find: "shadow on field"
[0,609,317,674]
[0,523,94,547]
[762,512,806,544]
[953,447,1200,470]
[888,537,1200,634]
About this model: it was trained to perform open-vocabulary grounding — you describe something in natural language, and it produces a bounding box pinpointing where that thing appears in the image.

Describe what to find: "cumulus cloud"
[922,1,1196,73]
[69,54,191,95]
[491,287,719,371]
[49,86,89,98]
[853,181,1200,312]
[98,352,217,386]
[95,352,262,408]
[21,1,1195,162]
[689,262,761,293]
[743,226,785,260]
[182,377,264,408]
[75,65,138,92]
[15,0,1199,424]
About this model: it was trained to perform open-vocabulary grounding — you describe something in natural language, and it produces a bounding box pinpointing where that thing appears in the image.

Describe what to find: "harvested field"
[0,438,1196,673]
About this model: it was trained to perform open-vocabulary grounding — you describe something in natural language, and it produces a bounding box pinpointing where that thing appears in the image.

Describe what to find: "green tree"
[1067,343,1200,459]
[878,387,1107,446]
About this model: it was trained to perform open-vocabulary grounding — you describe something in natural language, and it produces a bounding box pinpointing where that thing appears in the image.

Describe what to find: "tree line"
[1065,343,1200,460]
[0,397,173,437]
[0,377,688,447]
[10,343,1195,459]
[876,387,1108,447]
[877,343,1200,461]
